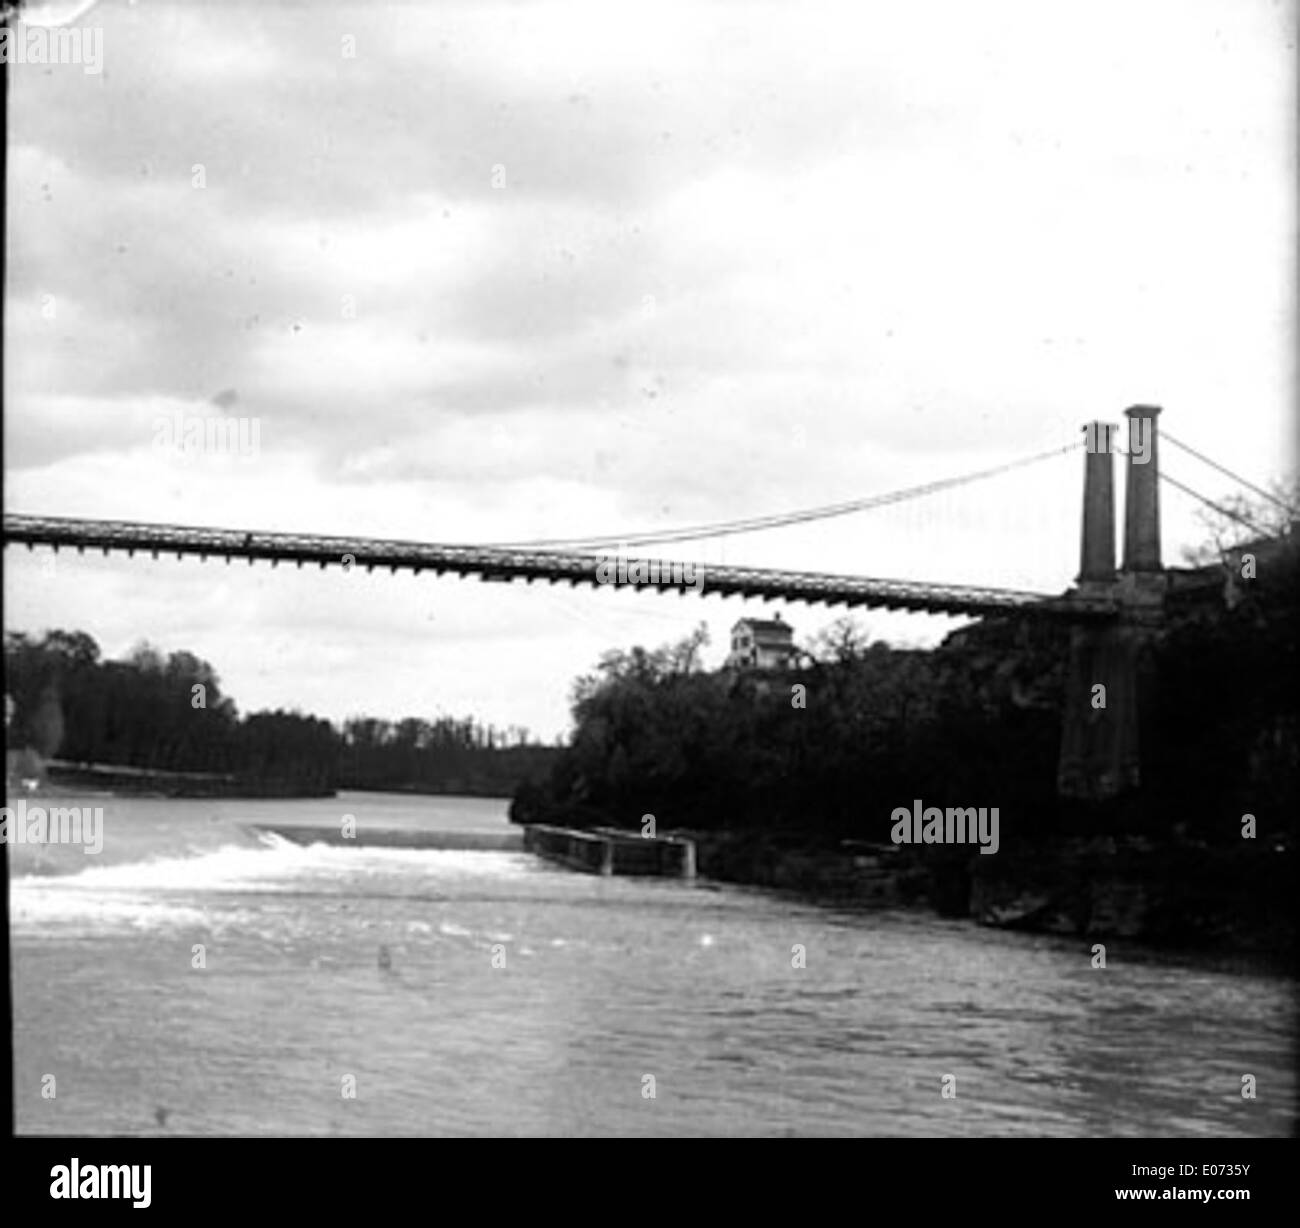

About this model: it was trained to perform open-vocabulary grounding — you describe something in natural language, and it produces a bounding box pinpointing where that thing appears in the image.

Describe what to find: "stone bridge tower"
[1057,406,1166,800]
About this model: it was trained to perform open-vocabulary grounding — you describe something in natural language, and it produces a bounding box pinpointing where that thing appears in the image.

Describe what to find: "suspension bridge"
[0,512,1105,621]
[3,406,1287,800]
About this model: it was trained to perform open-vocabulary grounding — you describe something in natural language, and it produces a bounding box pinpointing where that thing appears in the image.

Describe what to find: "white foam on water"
[9,834,533,935]
[11,888,213,933]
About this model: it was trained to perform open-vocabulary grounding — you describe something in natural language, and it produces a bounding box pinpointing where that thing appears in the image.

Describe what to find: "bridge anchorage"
[3,407,1224,800]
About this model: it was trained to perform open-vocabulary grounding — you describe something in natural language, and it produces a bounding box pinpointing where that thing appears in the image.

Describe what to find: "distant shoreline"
[14,760,334,801]
[9,763,520,803]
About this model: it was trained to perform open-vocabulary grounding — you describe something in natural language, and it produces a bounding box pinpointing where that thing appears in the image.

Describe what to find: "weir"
[523,824,697,879]
[252,824,524,851]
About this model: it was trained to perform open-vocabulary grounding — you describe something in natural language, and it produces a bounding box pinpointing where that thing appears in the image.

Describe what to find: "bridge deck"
[2,513,1115,620]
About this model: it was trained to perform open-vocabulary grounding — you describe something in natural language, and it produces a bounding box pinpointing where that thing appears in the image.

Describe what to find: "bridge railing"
[2,513,1115,621]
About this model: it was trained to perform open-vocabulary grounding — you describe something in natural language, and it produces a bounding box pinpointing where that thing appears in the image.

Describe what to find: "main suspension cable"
[1162,431,1293,514]
[484,440,1083,551]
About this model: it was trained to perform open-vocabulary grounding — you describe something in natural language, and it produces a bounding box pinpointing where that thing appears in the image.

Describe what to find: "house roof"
[733,618,794,637]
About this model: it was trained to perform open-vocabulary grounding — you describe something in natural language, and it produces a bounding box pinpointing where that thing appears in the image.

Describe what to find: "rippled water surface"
[10,793,1295,1136]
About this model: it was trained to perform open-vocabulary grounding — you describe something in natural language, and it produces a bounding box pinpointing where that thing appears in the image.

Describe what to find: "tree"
[804,616,873,665]
[1180,479,1298,566]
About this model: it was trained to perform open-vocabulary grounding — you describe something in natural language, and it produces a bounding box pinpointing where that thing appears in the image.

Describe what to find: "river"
[8,792,1295,1136]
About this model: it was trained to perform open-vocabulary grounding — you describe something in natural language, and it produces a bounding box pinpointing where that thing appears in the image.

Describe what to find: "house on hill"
[726,615,797,670]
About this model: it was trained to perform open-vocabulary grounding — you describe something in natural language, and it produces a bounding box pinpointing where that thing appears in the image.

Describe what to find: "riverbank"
[503,817,1290,971]
[335,781,527,799]
[679,829,1297,971]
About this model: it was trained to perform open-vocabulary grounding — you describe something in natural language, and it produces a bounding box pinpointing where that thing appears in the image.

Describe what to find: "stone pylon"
[1058,410,1165,800]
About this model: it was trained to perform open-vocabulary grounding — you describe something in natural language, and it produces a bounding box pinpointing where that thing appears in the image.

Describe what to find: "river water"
[9,792,1295,1136]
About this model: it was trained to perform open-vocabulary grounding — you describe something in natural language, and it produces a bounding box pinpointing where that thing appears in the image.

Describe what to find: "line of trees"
[339,716,556,795]
[4,631,557,797]
[510,616,1075,842]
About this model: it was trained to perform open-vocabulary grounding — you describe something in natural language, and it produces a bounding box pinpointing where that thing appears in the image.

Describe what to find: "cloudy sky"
[4,0,1296,741]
